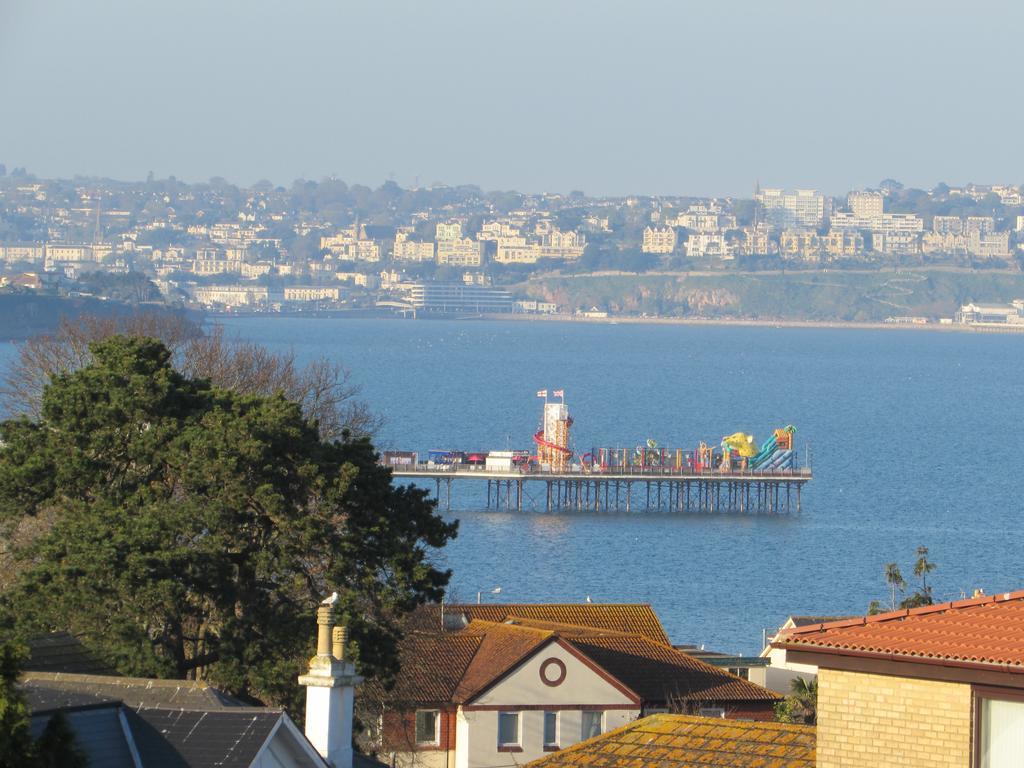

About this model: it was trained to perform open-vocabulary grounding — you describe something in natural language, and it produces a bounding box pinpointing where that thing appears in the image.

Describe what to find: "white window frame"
[580,710,604,740]
[414,709,440,746]
[497,711,521,749]
[698,707,726,718]
[543,711,559,749]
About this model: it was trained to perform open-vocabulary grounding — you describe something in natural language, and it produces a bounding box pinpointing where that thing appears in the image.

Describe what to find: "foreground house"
[525,713,815,768]
[23,671,327,768]
[775,588,1024,767]
[368,604,781,768]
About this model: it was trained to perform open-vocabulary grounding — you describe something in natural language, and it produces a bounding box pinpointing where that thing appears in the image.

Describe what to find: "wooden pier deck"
[390,466,812,514]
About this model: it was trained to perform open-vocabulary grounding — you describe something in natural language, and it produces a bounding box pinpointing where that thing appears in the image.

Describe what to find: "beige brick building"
[775,589,1024,768]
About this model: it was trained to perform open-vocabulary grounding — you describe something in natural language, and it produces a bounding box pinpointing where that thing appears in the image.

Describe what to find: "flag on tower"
[553,389,565,398]
[536,389,548,398]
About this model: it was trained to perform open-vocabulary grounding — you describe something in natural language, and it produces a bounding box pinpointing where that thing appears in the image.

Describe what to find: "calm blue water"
[3,319,1023,654]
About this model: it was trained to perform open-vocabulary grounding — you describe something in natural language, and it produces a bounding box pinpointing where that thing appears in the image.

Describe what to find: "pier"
[386,391,811,514]
[391,465,811,514]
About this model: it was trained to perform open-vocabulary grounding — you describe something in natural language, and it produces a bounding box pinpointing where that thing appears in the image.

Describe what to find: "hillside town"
[3,169,1024,322]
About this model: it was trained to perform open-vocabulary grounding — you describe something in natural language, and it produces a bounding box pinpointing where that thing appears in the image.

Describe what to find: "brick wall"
[816,668,972,767]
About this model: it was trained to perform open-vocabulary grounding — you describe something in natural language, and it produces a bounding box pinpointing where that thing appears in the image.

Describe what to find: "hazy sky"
[1,1,1021,197]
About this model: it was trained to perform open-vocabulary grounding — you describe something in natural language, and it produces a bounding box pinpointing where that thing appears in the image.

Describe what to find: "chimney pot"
[332,626,348,661]
[316,604,335,657]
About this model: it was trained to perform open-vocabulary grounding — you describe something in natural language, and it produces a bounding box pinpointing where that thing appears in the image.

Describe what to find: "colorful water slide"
[749,426,797,470]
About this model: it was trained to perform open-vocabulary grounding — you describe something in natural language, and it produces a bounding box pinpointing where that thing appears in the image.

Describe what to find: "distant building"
[967,230,1010,258]
[780,230,821,261]
[756,188,826,229]
[847,191,884,219]
[189,284,269,307]
[740,226,771,256]
[667,204,737,233]
[437,237,484,267]
[0,244,45,263]
[823,229,864,258]
[954,300,1024,324]
[284,286,342,302]
[321,225,382,262]
[641,226,676,254]
[685,232,732,259]
[399,282,512,312]
[393,231,435,262]
[933,215,963,236]
[871,231,921,256]
[435,222,464,241]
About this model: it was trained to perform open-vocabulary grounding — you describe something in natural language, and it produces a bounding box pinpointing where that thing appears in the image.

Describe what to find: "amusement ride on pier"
[382,391,811,514]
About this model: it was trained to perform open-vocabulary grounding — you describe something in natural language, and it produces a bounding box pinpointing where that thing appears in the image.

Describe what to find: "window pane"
[982,697,1024,767]
[544,712,558,746]
[498,712,519,746]
[415,710,438,744]
[581,711,602,740]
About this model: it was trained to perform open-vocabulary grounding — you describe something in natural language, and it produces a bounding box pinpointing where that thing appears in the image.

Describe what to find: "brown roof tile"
[525,713,815,768]
[446,604,671,645]
[775,588,1024,670]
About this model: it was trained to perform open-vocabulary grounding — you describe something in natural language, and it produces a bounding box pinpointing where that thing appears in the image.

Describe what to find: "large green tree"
[0,336,456,708]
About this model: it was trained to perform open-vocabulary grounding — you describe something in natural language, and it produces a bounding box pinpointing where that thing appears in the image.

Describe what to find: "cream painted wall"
[459,641,640,768]
[392,748,451,768]
[471,641,635,707]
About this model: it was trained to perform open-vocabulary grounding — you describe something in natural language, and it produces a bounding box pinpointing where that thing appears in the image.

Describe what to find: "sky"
[1,1,1021,197]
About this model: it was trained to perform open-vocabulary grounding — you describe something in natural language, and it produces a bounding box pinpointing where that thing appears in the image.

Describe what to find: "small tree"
[0,643,34,768]
[884,562,906,611]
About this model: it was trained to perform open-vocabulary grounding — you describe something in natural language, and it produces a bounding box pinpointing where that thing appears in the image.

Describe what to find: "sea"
[2,318,1023,654]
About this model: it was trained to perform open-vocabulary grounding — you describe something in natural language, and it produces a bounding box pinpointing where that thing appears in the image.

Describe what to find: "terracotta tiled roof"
[453,621,553,702]
[382,617,778,708]
[525,713,815,768]
[775,589,1024,670]
[569,635,779,704]
[445,603,671,644]
[375,633,483,705]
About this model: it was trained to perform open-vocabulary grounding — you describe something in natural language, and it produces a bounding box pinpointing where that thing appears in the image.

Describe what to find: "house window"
[497,712,520,749]
[415,710,440,745]
[580,710,603,740]
[698,707,726,718]
[979,695,1024,767]
[543,711,559,749]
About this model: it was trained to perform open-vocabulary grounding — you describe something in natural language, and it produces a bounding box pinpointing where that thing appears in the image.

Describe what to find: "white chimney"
[299,593,363,768]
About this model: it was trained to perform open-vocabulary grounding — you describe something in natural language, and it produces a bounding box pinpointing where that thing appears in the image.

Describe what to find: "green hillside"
[517,269,1024,322]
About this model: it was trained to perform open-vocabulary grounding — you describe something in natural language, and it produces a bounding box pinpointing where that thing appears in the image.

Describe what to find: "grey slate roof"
[23,671,245,711]
[21,671,326,767]
[126,707,286,768]
[26,632,118,675]
[31,704,136,768]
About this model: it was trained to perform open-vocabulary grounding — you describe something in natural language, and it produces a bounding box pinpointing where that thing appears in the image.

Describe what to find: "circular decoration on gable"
[540,657,567,687]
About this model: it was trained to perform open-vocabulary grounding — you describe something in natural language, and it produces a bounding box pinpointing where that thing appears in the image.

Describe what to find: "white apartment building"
[437,238,484,267]
[0,245,45,263]
[393,232,435,262]
[190,285,269,307]
[435,222,464,241]
[756,188,825,228]
[667,205,737,233]
[685,232,733,259]
[830,212,924,236]
[284,286,342,302]
[933,216,963,236]
[321,226,382,262]
[477,221,521,241]
[848,191,884,218]
[642,226,677,254]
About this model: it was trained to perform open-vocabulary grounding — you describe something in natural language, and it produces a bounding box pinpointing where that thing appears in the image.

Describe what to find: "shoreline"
[205,310,1024,335]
